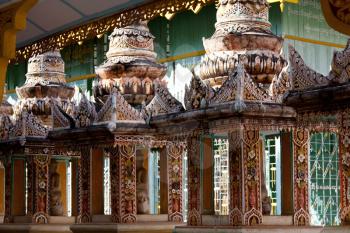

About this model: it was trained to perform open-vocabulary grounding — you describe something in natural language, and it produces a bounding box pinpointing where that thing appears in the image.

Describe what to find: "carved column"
[32,155,50,224]
[187,134,201,226]
[77,147,91,223]
[292,129,310,226]
[228,129,243,225]
[167,142,184,222]
[242,129,263,225]
[339,109,350,224]
[3,155,12,223]
[119,145,137,223]
[107,146,120,223]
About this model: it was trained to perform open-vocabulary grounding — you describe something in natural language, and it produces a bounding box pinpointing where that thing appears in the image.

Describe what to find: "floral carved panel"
[339,108,350,224]
[228,129,243,226]
[167,143,184,222]
[242,129,263,225]
[292,129,310,226]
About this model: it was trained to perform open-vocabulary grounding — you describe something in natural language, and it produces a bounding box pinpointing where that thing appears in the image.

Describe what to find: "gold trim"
[284,34,346,49]
[66,74,96,83]
[267,0,299,12]
[158,50,206,63]
[14,0,215,62]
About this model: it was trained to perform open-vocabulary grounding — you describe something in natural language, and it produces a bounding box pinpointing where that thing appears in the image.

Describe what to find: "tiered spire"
[94,21,167,107]
[199,0,286,88]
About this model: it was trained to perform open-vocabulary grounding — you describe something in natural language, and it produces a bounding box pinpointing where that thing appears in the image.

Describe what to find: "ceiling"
[0,0,150,48]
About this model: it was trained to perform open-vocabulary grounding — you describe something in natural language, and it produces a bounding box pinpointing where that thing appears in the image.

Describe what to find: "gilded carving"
[15,0,215,62]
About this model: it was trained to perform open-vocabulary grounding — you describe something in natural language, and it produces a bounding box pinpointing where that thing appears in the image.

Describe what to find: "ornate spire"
[14,50,75,127]
[95,21,166,106]
[199,0,287,88]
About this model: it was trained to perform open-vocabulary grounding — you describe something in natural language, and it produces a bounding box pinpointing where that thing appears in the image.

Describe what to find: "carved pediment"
[269,66,291,103]
[210,63,271,106]
[329,40,350,83]
[184,74,213,110]
[96,89,145,123]
[9,111,48,138]
[145,85,184,117]
[289,45,330,90]
[52,100,75,129]
[74,94,97,128]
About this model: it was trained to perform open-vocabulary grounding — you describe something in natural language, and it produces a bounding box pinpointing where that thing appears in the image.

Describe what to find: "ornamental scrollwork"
[15,0,215,62]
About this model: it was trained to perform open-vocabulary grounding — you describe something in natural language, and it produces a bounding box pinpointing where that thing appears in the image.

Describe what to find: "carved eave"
[289,45,330,90]
[144,85,184,117]
[96,90,145,123]
[283,82,350,113]
[9,111,48,139]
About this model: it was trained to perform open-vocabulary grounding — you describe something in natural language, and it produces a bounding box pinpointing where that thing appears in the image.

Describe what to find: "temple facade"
[0,0,350,233]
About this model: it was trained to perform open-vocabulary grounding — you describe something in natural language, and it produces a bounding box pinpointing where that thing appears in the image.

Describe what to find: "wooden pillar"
[12,158,26,216]
[292,129,310,226]
[32,155,50,224]
[109,145,137,223]
[159,147,168,214]
[281,132,293,215]
[339,110,350,224]
[228,129,243,225]
[242,129,263,225]
[3,156,12,223]
[187,134,201,226]
[71,158,79,217]
[167,143,184,222]
[202,137,214,215]
[77,147,92,223]
[0,161,4,216]
[91,148,104,215]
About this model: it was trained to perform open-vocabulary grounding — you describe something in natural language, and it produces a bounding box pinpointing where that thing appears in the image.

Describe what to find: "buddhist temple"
[0,0,350,232]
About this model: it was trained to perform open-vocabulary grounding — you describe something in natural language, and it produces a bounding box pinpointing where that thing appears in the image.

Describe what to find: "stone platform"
[174,226,350,233]
[0,224,349,233]
[0,222,184,233]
